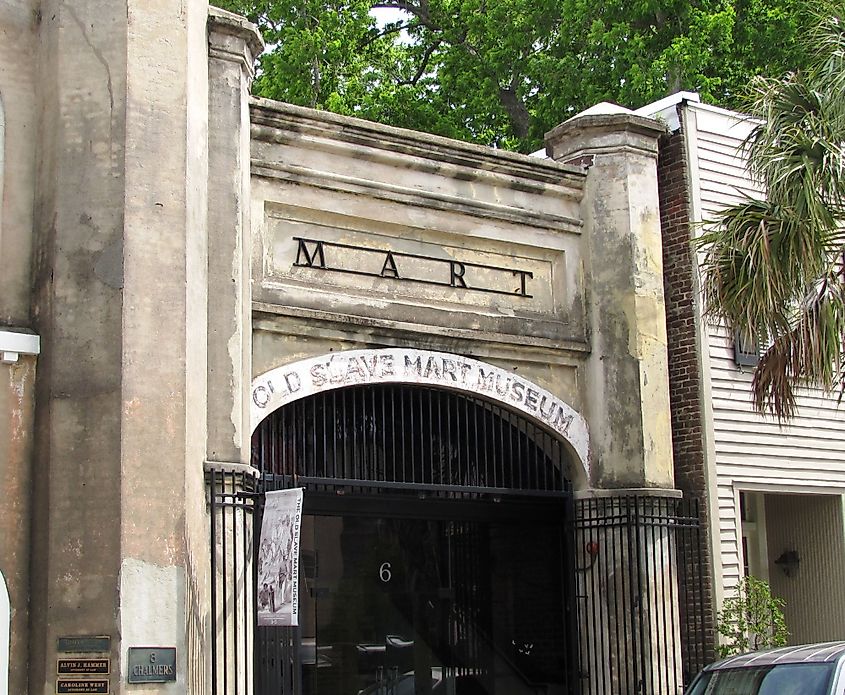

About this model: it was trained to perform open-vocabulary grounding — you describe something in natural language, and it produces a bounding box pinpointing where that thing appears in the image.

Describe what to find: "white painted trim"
[755,493,770,583]
[635,91,700,131]
[731,479,845,496]
[635,91,700,117]
[732,485,745,587]
[687,99,762,125]
[250,348,590,484]
[0,330,40,356]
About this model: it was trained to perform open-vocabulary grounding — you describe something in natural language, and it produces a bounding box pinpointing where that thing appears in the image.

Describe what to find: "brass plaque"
[127,647,176,683]
[57,659,110,675]
[56,679,109,694]
[56,636,110,653]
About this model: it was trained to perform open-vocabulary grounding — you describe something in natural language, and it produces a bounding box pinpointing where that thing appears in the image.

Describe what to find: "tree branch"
[359,22,409,49]
[373,0,439,31]
[398,39,441,85]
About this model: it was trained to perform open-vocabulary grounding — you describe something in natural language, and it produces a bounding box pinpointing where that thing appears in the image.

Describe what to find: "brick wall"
[656,112,717,665]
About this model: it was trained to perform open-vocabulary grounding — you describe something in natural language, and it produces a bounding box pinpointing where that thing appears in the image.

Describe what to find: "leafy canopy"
[216,0,812,152]
[698,1,845,419]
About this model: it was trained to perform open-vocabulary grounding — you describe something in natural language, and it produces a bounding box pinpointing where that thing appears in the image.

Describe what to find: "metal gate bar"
[250,384,576,695]
[574,495,707,694]
[209,385,710,695]
[252,384,571,497]
[207,466,257,695]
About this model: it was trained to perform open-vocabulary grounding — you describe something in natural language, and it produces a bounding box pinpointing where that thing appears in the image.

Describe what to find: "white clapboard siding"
[687,102,845,598]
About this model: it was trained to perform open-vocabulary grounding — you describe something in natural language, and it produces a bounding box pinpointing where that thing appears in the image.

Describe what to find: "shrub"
[716,576,788,658]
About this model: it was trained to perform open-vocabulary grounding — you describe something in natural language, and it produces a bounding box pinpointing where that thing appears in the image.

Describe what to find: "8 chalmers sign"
[251,348,590,481]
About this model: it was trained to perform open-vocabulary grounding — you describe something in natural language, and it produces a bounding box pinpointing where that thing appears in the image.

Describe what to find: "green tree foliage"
[716,576,788,657]
[698,2,845,419]
[216,0,812,152]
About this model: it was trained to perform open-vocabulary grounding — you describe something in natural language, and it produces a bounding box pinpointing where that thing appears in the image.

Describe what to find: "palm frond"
[697,2,845,418]
[698,198,829,334]
[809,1,845,131]
[752,263,845,418]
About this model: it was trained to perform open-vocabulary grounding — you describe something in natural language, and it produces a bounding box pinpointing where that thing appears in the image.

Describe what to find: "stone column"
[546,113,673,490]
[206,11,264,694]
[29,0,210,692]
[548,114,683,694]
[575,492,684,695]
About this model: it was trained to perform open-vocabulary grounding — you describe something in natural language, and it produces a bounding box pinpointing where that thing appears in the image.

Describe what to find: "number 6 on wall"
[379,562,392,583]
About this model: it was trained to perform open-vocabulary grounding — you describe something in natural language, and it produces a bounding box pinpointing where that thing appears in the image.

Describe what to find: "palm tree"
[697,2,845,419]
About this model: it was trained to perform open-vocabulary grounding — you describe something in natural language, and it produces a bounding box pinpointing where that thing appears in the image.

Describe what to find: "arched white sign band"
[251,348,590,482]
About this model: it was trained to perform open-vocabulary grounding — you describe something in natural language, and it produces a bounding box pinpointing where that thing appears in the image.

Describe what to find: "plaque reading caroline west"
[56,679,109,694]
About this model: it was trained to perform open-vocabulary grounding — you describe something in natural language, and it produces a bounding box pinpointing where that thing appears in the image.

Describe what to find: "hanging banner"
[257,488,303,626]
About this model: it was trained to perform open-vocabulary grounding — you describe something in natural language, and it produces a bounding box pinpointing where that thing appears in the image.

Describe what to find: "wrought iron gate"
[207,383,710,695]
[251,383,578,695]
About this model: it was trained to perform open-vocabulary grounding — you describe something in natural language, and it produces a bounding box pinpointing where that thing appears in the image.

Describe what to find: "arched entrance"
[251,362,582,695]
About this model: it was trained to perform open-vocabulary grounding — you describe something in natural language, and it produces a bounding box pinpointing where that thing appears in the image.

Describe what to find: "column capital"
[545,113,666,163]
[208,7,264,81]
[574,487,683,500]
[204,460,260,479]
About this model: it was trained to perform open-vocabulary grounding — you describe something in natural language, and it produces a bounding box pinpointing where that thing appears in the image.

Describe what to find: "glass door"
[296,505,573,695]
[299,515,450,695]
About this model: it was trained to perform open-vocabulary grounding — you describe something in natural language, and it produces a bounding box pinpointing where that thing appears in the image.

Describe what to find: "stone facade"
[0,3,691,693]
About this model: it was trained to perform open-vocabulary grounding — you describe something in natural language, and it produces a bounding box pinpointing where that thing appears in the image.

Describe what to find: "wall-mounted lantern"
[774,550,800,578]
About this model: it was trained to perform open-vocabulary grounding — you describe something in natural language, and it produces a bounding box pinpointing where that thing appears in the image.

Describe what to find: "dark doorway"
[252,384,578,695]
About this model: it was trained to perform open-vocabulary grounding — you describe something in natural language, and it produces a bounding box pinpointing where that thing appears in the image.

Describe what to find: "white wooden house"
[640,93,845,645]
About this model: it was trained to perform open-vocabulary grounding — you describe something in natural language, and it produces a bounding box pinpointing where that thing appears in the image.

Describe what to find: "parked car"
[687,642,845,695]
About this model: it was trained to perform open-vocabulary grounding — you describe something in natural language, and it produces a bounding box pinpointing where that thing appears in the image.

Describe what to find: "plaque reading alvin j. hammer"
[57,658,110,675]
[127,647,176,684]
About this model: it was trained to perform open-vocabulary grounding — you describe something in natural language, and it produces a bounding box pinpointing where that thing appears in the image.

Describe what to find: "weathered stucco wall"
[0,3,40,693]
[0,357,36,695]
[250,104,676,491]
[250,101,588,351]
[546,114,674,489]
[0,1,679,687]
[0,0,38,326]
[29,1,212,692]
[248,101,596,484]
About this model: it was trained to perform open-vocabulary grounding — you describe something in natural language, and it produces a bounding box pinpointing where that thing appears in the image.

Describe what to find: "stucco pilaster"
[29,0,211,692]
[206,9,263,467]
[205,15,263,694]
[546,114,674,489]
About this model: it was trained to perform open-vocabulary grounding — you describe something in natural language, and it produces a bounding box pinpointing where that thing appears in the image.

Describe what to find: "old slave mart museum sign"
[250,348,590,480]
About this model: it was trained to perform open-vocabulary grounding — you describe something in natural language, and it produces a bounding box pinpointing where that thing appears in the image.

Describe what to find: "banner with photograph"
[257,488,303,627]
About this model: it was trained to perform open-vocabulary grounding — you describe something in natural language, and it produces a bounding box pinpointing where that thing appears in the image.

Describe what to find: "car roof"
[708,643,845,670]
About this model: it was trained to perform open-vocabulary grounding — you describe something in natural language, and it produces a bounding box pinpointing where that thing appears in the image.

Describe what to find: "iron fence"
[251,384,571,498]
[574,495,708,695]
[209,486,709,695]
[208,386,709,695]
[207,466,259,695]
